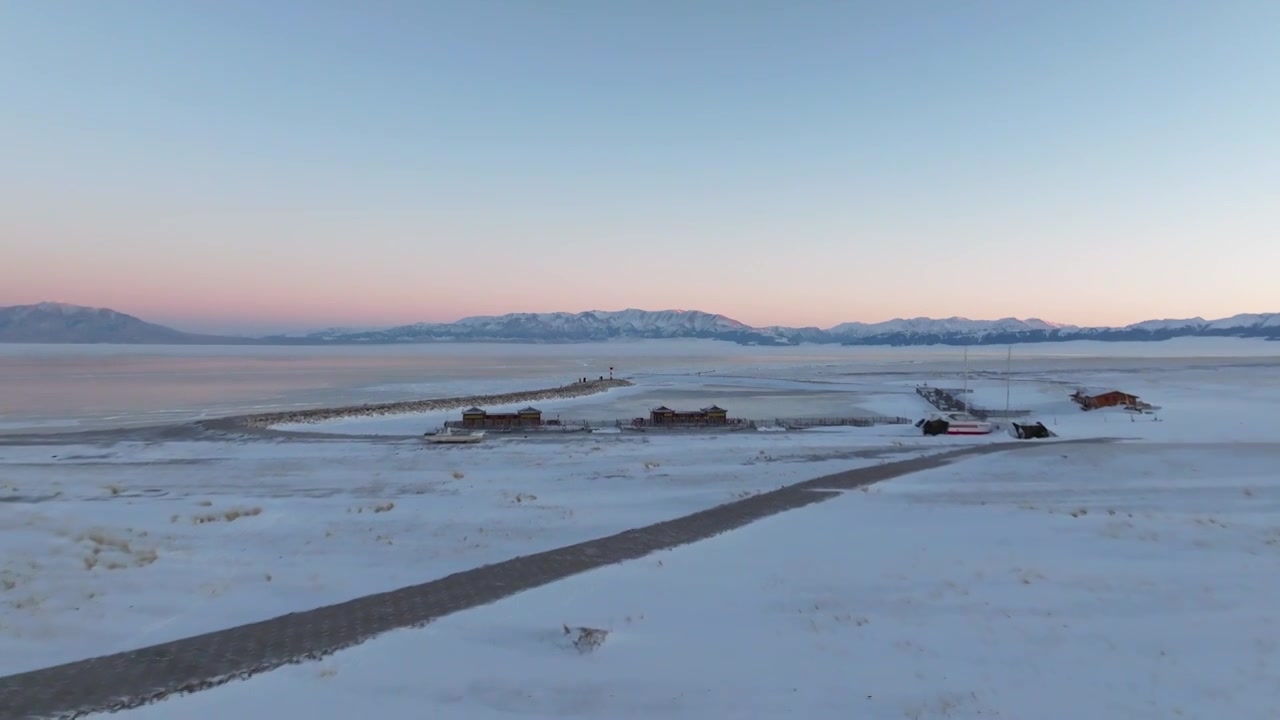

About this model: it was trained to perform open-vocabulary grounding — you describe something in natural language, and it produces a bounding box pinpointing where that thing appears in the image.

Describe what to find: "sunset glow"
[3,2,1278,334]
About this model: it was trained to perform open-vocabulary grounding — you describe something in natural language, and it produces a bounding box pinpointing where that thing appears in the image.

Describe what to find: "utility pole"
[1005,345,1012,415]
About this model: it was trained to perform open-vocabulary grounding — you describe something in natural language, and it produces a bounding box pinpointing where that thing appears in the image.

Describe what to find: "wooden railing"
[444,415,913,432]
[915,385,1031,419]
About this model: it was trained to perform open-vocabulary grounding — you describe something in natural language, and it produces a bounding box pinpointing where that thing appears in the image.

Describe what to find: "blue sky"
[2,0,1277,332]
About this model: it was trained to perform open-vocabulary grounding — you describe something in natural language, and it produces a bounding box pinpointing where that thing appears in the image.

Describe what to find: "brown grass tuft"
[193,506,263,524]
[562,624,610,654]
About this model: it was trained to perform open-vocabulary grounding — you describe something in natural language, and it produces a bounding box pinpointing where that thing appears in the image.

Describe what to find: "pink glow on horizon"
[2,280,1268,335]
[4,223,1275,333]
[4,1,1279,337]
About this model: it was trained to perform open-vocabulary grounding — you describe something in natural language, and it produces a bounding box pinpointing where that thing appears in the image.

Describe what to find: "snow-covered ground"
[121,440,1280,720]
[272,351,1280,441]
[3,343,1280,718]
[0,422,951,675]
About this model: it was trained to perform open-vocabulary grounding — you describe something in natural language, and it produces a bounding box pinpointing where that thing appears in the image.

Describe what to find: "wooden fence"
[761,416,914,429]
[443,415,913,433]
[915,385,1031,419]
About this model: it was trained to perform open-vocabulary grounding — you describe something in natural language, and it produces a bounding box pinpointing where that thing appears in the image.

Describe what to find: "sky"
[2,0,1278,334]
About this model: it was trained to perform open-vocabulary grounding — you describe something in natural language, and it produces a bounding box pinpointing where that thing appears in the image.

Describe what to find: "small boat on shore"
[919,412,994,436]
[424,427,485,444]
[943,414,993,435]
[917,347,994,436]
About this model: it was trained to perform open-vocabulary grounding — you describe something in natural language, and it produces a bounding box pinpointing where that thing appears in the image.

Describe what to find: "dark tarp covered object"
[1012,421,1052,439]
[921,418,951,436]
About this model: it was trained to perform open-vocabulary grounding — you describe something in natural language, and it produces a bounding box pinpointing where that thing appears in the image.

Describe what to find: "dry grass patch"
[562,624,609,654]
[451,471,465,479]
[373,502,395,513]
[193,507,263,524]
[77,529,158,570]
[84,531,131,553]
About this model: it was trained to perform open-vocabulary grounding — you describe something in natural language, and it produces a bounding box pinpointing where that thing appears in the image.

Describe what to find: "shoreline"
[220,378,634,429]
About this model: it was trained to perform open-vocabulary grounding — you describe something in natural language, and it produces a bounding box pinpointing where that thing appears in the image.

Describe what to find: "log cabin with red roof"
[1071,388,1140,411]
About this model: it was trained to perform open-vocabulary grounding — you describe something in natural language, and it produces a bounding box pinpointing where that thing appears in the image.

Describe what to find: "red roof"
[1075,388,1137,399]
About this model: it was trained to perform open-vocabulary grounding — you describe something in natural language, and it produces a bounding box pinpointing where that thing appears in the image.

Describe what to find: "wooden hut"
[517,406,543,427]
[461,407,487,428]
[649,406,676,425]
[460,406,543,428]
[701,405,728,425]
[649,405,729,426]
[1070,388,1140,411]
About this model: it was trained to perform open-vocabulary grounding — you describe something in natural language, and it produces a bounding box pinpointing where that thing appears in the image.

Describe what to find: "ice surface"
[3,341,1280,718]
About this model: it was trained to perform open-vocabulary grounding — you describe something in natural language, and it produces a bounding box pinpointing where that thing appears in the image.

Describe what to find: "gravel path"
[221,378,633,429]
[0,440,1099,719]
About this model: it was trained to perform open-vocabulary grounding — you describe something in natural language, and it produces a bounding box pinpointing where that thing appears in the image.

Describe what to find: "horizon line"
[6,300,1276,337]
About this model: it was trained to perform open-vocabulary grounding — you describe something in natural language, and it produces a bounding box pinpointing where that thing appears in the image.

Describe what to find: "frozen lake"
[3,336,1280,718]
[1,337,1277,433]
[3,346,1280,717]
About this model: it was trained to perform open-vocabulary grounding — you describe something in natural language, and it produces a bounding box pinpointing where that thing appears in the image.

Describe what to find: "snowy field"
[124,442,1280,720]
[2,339,1279,718]
[0,420,950,675]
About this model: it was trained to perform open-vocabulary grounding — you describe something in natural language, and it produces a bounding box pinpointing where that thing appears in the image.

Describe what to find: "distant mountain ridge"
[0,302,255,344]
[279,308,1280,346]
[2,302,1278,346]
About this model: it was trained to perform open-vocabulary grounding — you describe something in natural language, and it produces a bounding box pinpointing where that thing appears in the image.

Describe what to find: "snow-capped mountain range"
[276,308,1280,346]
[296,309,771,345]
[2,303,1278,346]
[0,302,248,344]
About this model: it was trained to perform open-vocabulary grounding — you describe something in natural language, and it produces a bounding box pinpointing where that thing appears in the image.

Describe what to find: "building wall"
[462,413,541,428]
[650,411,730,425]
[1092,393,1136,408]
[1074,392,1137,410]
